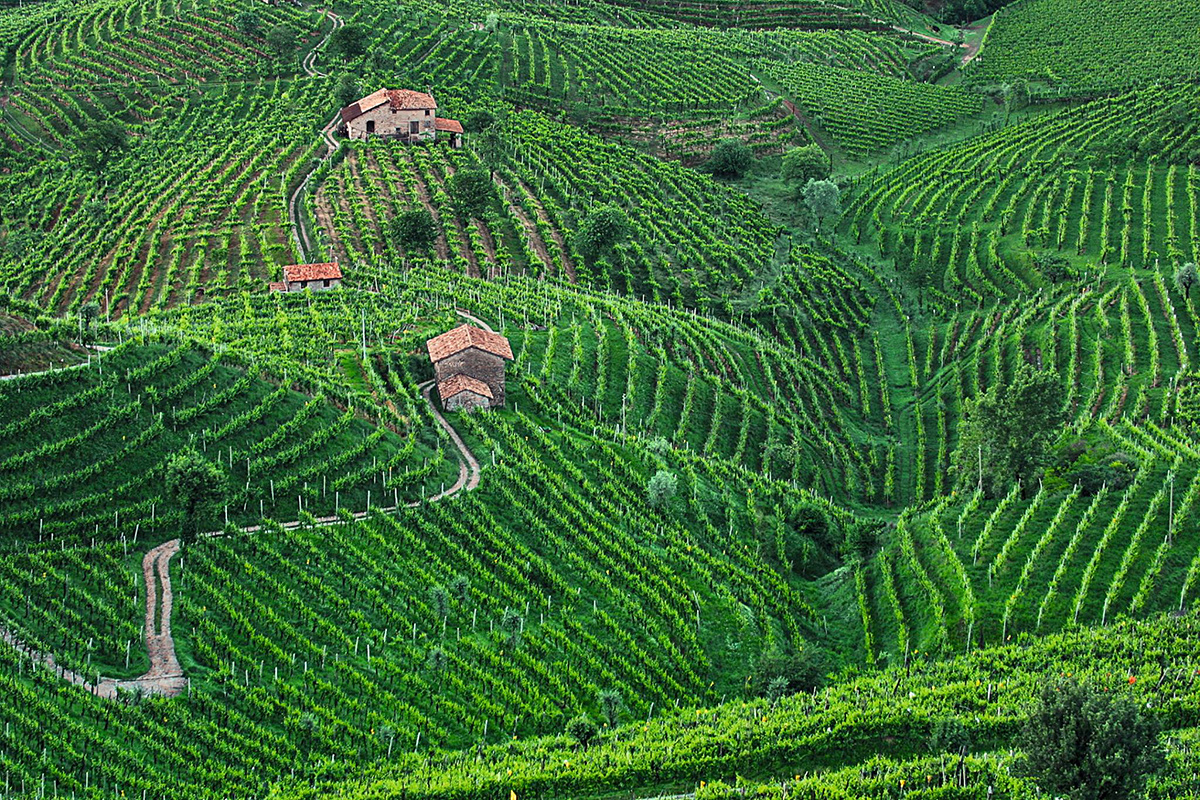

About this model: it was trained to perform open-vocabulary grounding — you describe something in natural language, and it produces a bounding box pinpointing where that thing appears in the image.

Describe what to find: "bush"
[704,139,753,179]
[565,715,599,750]
[575,204,629,262]
[449,169,495,218]
[390,208,439,254]
[781,145,829,188]
[1019,679,1164,799]
[647,470,678,507]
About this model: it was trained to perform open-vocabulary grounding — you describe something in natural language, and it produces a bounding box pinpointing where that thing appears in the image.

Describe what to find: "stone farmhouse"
[339,89,464,148]
[426,324,513,411]
[269,261,343,293]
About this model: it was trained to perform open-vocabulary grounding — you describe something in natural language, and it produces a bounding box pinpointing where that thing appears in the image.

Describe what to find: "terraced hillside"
[0,0,1198,797]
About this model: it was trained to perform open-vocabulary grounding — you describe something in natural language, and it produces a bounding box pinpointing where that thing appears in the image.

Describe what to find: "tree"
[328,24,367,59]
[390,208,439,254]
[647,470,677,507]
[575,204,629,262]
[801,179,840,233]
[80,302,100,345]
[449,169,494,218]
[334,73,360,109]
[429,584,450,620]
[748,647,827,698]
[951,362,1064,497]
[781,145,829,189]
[266,24,296,56]
[929,716,970,754]
[704,138,753,179]
[449,573,470,605]
[565,715,599,750]
[1174,261,1198,300]
[766,676,789,707]
[462,110,496,133]
[425,646,447,674]
[501,607,523,648]
[1020,679,1164,800]
[78,120,128,173]
[233,10,261,36]
[598,689,623,728]
[165,448,226,541]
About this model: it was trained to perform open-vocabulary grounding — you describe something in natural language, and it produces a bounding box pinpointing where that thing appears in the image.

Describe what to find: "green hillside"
[966,0,1200,94]
[0,0,1197,796]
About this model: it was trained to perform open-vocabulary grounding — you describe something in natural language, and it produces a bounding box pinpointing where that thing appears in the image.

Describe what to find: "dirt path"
[302,10,342,79]
[288,10,343,263]
[961,20,990,65]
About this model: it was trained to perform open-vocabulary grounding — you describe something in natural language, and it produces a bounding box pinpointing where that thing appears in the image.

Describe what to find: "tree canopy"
[390,208,440,254]
[329,24,368,59]
[575,203,629,262]
[802,179,840,233]
[1020,679,1164,799]
[165,448,226,540]
[77,120,128,173]
[266,24,296,56]
[781,145,829,188]
[448,169,495,218]
[704,139,753,179]
[951,362,1064,497]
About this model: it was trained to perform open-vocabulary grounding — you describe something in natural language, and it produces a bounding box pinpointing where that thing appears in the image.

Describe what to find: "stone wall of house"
[434,348,507,406]
[346,104,437,141]
[444,391,490,413]
[286,278,341,292]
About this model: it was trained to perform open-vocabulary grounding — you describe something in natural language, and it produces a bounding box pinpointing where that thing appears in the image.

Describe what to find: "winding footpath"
[289,9,344,263]
[5,312,488,699]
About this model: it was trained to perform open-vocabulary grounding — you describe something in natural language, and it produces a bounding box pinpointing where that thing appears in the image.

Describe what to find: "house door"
[410,121,420,135]
[366,120,376,133]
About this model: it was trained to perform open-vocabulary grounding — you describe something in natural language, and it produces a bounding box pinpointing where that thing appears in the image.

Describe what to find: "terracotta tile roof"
[267,281,287,292]
[426,324,513,363]
[342,88,437,122]
[386,89,437,110]
[435,117,464,134]
[437,374,493,402]
[283,261,342,283]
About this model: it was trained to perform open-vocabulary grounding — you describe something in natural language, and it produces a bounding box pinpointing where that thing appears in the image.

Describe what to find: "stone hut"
[340,89,463,147]
[426,324,513,410]
[274,261,343,292]
[437,374,494,413]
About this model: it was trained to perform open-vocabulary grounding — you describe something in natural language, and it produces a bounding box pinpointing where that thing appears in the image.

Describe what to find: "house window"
[410,121,420,134]
[425,109,430,116]
[366,120,375,133]
[323,279,330,288]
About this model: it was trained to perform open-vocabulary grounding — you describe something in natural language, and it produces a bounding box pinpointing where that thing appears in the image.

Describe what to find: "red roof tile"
[435,118,464,134]
[426,324,513,363]
[267,281,287,292]
[341,88,437,122]
[283,262,342,283]
[386,89,437,110]
[437,374,493,402]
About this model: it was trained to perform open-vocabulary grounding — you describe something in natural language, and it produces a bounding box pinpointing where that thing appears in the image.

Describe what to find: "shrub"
[704,139,753,179]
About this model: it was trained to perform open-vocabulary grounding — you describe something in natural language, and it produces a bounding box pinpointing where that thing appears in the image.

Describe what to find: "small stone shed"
[437,373,494,413]
[272,261,343,292]
[426,324,513,410]
[340,89,463,147]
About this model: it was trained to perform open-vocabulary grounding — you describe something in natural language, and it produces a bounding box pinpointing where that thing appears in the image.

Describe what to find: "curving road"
[289,9,344,263]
